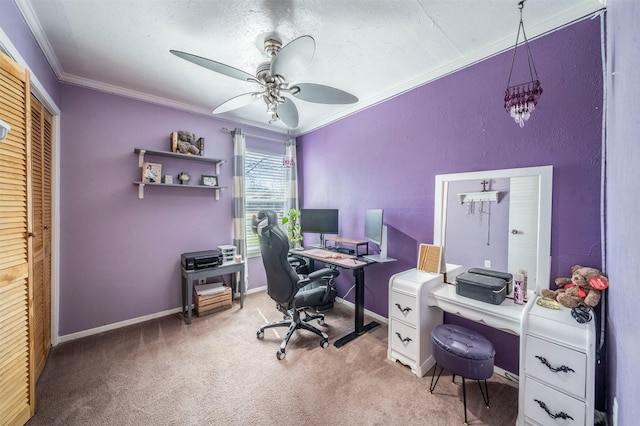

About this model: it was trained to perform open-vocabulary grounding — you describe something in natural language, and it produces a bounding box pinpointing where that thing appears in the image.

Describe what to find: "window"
[244,149,288,254]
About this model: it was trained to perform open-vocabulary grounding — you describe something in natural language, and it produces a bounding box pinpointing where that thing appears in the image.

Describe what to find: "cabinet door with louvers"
[0,51,35,425]
[30,94,53,380]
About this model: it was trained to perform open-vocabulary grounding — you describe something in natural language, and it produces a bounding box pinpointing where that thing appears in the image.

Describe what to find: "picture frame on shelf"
[201,175,218,187]
[142,162,162,183]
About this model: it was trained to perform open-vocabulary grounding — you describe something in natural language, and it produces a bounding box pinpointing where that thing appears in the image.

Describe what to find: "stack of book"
[193,283,232,316]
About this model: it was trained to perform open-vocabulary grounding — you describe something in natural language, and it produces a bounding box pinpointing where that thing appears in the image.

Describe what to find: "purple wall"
[605,1,640,424]
[298,18,603,375]
[58,85,277,334]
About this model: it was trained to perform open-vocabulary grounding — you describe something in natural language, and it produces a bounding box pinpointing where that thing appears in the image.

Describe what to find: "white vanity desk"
[428,282,534,335]
[388,165,595,425]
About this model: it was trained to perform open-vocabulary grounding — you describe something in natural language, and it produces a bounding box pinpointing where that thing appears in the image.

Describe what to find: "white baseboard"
[335,297,388,325]
[54,288,385,345]
[57,307,183,344]
[494,366,519,383]
[56,287,268,345]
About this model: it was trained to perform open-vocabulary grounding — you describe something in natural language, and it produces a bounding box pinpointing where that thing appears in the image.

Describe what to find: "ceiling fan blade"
[213,92,262,114]
[270,35,315,81]
[170,50,256,82]
[292,83,359,104]
[277,98,299,128]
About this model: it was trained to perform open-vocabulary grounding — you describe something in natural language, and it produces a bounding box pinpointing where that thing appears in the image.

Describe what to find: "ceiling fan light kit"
[171,35,358,128]
[504,0,543,128]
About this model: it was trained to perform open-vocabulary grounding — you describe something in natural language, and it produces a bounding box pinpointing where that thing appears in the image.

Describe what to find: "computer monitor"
[364,209,384,246]
[363,209,395,262]
[299,209,339,246]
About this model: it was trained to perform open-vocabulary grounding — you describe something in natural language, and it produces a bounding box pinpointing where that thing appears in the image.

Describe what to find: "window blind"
[244,149,288,254]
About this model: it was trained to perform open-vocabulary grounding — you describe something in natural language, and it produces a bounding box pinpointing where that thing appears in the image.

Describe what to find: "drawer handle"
[395,332,412,345]
[535,355,575,374]
[395,303,412,315]
[534,399,575,421]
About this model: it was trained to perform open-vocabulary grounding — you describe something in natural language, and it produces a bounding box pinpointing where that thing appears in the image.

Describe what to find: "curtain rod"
[221,127,291,143]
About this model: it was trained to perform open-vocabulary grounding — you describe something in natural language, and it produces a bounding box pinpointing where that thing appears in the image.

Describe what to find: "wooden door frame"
[1,29,62,346]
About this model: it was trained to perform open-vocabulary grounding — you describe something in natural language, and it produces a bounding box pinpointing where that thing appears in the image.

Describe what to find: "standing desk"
[292,248,378,348]
[181,261,245,324]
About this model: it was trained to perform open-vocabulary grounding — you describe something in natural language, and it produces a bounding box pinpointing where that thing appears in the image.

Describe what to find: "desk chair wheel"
[320,339,329,349]
[317,318,325,326]
[257,330,264,339]
[277,349,286,360]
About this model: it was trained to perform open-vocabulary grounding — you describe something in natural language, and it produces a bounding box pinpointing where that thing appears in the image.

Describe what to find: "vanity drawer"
[524,377,585,426]
[390,320,417,360]
[525,335,586,399]
[389,290,418,325]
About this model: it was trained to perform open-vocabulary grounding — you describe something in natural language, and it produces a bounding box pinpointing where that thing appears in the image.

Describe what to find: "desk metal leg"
[334,267,380,348]
[181,271,194,325]
[240,269,245,309]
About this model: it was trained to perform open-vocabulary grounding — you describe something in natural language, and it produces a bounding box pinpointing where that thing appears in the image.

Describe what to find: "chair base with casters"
[429,324,495,425]
[256,274,336,360]
[257,305,329,360]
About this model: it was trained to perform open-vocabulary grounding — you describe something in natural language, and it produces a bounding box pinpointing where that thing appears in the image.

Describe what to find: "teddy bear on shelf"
[541,264,609,309]
[176,130,200,155]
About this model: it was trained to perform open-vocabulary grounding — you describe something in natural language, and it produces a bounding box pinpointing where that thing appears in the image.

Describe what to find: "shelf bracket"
[216,162,221,175]
[215,188,220,201]
[137,149,146,167]
[138,183,145,199]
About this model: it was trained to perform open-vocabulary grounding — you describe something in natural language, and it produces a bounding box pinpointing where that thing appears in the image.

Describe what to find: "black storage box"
[455,272,507,305]
[467,268,514,295]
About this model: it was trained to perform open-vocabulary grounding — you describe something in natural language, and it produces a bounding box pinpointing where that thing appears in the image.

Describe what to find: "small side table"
[181,262,245,324]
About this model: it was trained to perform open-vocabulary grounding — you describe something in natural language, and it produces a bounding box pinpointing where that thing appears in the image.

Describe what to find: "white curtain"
[284,138,299,213]
[232,128,248,293]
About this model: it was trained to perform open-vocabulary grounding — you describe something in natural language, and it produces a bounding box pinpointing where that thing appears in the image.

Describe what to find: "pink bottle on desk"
[514,273,525,304]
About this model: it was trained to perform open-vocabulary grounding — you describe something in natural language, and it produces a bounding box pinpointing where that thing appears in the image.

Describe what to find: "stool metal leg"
[462,377,468,425]
[477,379,490,408]
[429,364,445,393]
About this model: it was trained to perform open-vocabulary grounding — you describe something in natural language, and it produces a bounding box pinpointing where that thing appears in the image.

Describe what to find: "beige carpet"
[27,291,519,425]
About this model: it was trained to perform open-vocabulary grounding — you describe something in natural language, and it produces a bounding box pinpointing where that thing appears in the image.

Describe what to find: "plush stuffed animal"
[176,130,200,155]
[541,264,609,308]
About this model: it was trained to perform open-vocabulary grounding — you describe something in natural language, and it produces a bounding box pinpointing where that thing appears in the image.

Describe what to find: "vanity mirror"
[433,165,553,294]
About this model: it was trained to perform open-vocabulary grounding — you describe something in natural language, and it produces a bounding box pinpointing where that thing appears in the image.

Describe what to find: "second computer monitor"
[364,209,384,246]
[363,208,395,262]
[300,209,338,246]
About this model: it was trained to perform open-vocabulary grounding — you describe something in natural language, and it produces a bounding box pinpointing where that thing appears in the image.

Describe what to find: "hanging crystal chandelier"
[504,0,542,128]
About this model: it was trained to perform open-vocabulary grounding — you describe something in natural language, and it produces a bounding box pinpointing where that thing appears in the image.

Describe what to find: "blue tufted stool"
[429,324,495,425]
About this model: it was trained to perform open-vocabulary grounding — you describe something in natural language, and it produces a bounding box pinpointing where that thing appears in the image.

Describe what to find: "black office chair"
[252,210,339,360]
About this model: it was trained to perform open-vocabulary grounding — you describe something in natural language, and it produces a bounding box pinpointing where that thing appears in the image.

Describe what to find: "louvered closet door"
[0,51,34,425]
[30,94,52,380]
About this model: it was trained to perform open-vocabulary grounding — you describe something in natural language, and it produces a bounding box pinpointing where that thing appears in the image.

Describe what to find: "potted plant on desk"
[282,208,303,250]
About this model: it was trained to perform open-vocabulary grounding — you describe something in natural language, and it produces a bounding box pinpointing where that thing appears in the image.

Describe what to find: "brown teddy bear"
[541,265,609,309]
[176,130,200,155]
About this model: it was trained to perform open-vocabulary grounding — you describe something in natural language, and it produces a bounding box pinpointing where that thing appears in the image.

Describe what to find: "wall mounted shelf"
[133,148,227,199]
[458,191,499,204]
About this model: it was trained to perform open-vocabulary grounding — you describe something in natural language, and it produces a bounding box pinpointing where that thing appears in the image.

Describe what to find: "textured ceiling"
[17,0,604,135]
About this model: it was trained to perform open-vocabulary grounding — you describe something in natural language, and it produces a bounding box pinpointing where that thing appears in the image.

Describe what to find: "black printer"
[181,250,223,270]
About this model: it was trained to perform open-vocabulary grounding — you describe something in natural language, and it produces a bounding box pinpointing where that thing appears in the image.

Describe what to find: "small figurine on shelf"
[177,172,191,185]
[197,137,205,156]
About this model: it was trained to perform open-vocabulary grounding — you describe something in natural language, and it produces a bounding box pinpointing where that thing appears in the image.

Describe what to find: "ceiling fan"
[170,35,358,128]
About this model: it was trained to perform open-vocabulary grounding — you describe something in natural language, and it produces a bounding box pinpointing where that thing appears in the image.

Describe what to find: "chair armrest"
[307,267,339,282]
[297,267,339,289]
